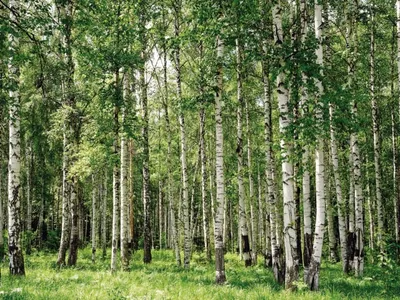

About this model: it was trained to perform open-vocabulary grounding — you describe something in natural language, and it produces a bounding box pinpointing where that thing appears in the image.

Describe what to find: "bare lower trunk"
[273,4,298,289]
[162,33,180,266]
[102,172,107,259]
[68,180,79,266]
[262,44,283,283]
[174,2,191,267]
[236,38,251,267]
[370,10,383,248]
[7,1,25,274]
[111,77,121,272]
[330,103,349,273]
[214,33,226,284]
[92,175,97,263]
[58,131,70,266]
[120,76,130,270]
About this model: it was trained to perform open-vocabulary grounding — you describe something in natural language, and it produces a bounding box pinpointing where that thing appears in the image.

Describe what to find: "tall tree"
[7,0,25,276]
[273,2,299,289]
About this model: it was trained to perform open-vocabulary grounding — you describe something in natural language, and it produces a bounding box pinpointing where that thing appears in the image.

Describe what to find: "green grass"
[0,249,399,299]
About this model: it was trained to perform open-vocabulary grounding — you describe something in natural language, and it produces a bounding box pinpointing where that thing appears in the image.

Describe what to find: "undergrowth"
[0,248,399,299]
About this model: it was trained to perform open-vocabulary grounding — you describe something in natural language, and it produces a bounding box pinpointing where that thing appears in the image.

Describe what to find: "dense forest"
[0,0,400,297]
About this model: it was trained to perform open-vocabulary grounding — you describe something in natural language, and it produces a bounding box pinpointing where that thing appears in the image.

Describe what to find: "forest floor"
[0,248,399,299]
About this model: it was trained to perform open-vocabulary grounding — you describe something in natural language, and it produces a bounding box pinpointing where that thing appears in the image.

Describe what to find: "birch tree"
[7,0,25,275]
[273,2,299,289]
[236,37,252,267]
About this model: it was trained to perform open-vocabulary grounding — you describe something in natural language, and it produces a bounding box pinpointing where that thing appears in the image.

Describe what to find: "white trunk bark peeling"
[111,71,120,273]
[330,103,349,273]
[120,74,130,270]
[370,10,383,247]
[174,1,191,269]
[273,4,298,289]
[236,38,252,267]
[307,2,326,291]
[8,0,24,275]
[299,0,312,280]
[92,175,97,263]
[214,33,226,284]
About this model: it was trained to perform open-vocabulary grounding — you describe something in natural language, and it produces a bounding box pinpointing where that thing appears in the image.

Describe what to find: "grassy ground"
[0,249,399,299]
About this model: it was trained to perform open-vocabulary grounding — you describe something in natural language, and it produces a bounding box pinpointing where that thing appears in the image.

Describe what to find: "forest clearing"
[1,0,400,298]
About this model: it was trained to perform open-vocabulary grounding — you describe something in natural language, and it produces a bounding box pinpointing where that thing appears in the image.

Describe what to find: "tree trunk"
[7,0,24,275]
[102,172,108,259]
[92,175,97,263]
[330,103,349,273]
[370,7,383,249]
[200,81,211,262]
[111,69,121,272]
[326,148,337,262]
[173,0,191,269]
[262,40,284,284]
[236,38,252,267]
[214,32,226,285]
[162,29,180,266]
[141,39,152,265]
[68,180,79,266]
[348,1,364,277]
[273,4,298,289]
[120,73,130,270]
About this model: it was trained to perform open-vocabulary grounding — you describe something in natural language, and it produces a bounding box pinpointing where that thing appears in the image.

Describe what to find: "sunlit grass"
[0,249,399,299]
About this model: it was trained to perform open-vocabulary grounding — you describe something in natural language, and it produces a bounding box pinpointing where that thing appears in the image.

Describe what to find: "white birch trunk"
[273,4,298,289]
[111,71,120,273]
[262,37,283,283]
[7,0,24,275]
[102,172,107,259]
[370,10,383,247]
[214,33,226,284]
[330,103,349,273]
[162,36,180,267]
[307,2,326,291]
[299,0,312,280]
[120,74,130,270]
[236,38,252,267]
[174,1,191,269]
[92,175,97,263]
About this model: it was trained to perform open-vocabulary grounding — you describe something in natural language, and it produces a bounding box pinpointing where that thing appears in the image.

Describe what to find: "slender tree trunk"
[330,104,349,273]
[214,31,226,284]
[111,69,121,272]
[120,73,130,270]
[299,0,312,280]
[26,146,32,254]
[129,140,135,250]
[7,0,24,275]
[236,38,252,267]
[370,7,383,248]
[326,148,337,262]
[102,172,107,259]
[57,0,75,267]
[200,79,211,262]
[366,158,374,251]
[92,175,97,263]
[348,1,364,276]
[173,0,190,268]
[245,96,257,265]
[68,179,79,266]
[273,4,298,289]
[262,41,283,283]
[141,42,152,266]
